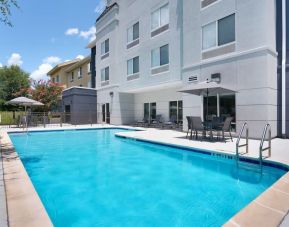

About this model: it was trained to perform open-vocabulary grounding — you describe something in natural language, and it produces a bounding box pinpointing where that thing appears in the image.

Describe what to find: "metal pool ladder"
[259,124,272,172]
[236,122,249,167]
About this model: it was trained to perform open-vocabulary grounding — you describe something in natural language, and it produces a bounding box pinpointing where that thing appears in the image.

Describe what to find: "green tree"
[0,0,19,26]
[30,80,63,111]
[0,65,30,110]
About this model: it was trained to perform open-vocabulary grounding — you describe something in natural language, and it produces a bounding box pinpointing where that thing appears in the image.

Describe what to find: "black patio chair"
[163,115,177,129]
[150,115,163,128]
[136,116,149,127]
[191,116,206,140]
[214,117,233,141]
[186,116,193,139]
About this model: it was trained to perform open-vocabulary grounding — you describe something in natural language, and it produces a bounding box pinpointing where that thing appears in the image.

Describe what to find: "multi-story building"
[48,59,80,88]
[87,0,287,138]
[48,57,92,89]
[65,56,92,88]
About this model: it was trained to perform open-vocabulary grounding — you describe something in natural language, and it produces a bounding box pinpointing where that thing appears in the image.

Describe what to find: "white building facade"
[88,0,284,139]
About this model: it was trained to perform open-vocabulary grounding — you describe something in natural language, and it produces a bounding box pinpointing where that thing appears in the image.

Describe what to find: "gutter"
[282,0,287,137]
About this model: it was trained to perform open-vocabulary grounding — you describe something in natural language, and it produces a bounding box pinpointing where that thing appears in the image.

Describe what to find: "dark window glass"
[160,44,169,65]
[150,103,156,121]
[144,103,149,119]
[133,56,139,73]
[133,22,139,40]
[102,104,106,122]
[169,101,182,123]
[105,67,109,81]
[203,96,217,121]
[220,95,236,122]
[178,101,183,123]
[105,39,109,53]
[218,14,235,46]
[169,101,178,120]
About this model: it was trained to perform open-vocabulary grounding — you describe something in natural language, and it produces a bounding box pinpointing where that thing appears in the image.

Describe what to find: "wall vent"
[188,75,198,83]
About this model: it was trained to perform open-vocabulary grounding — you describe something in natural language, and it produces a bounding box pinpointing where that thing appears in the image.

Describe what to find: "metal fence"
[0,111,98,129]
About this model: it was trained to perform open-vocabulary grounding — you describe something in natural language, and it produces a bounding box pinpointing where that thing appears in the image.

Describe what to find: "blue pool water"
[9,129,286,227]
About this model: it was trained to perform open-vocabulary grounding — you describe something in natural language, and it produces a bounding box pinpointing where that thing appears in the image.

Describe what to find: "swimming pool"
[9,128,287,227]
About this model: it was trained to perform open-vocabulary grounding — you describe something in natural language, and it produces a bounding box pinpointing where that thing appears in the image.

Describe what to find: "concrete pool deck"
[0,124,289,226]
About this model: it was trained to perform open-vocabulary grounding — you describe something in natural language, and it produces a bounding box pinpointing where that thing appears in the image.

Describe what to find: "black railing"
[0,111,98,129]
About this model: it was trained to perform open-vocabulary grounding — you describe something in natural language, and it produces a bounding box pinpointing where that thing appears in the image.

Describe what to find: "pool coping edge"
[0,131,53,227]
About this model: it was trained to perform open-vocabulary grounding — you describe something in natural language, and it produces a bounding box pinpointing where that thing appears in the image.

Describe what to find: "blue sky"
[0,0,105,80]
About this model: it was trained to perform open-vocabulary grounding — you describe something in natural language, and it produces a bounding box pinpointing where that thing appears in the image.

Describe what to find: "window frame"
[127,56,139,76]
[169,100,183,123]
[71,72,74,82]
[151,3,169,32]
[151,44,169,68]
[101,39,110,56]
[101,66,109,82]
[78,67,82,79]
[127,22,140,44]
[202,13,235,52]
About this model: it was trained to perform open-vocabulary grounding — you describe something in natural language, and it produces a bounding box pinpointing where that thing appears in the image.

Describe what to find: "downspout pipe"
[282,0,287,138]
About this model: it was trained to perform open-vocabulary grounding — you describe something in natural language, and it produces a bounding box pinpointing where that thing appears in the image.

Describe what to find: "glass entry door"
[102,103,110,123]
[203,94,235,123]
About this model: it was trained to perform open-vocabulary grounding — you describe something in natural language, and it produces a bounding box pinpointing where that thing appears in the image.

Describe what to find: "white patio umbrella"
[179,80,236,120]
[6,97,44,127]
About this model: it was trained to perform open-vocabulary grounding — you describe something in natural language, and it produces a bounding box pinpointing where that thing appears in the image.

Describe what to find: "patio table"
[202,121,224,140]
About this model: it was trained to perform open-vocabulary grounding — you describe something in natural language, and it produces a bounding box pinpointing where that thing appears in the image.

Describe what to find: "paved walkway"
[116,128,289,166]
[0,147,8,227]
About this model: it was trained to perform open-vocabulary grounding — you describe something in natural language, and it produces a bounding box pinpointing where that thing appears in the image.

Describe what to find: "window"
[127,22,139,43]
[202,14,235,50]
[101,67,109,82]
[56,75,60,83]
[127,56,139,75]
[151,44,169,67]
[150,103,156,121]
[101,39,109,56]
[218,14,235,46]
[78,67,82,78]
[71,72,74,82]
[144,102,157,122]
[151,3,169,31]
[52,77,55,83]
[169,101,183,123]
[203,94,236,130]
[87,63,91,73]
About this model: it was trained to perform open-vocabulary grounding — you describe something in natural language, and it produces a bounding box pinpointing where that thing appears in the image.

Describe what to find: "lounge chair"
[163,115,177,129]
[136,116,149,127]
[150,115,162,128]
[214,117,233,141]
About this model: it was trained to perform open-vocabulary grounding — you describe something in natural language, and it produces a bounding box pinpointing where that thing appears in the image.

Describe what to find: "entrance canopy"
[179,82,236,96]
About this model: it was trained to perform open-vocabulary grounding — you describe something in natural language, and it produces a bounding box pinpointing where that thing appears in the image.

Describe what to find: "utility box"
[62,87,97,125]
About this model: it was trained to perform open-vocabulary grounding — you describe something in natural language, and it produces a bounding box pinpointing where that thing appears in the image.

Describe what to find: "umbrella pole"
[25,105,27,131]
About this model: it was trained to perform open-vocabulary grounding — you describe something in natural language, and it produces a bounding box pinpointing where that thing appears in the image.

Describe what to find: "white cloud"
[76,55,84,60]
[43,56,61,64]
[79,26,96,42]
[65,28,79,36]
[7,53,23,66]
[95,0,106,14]
[30,63,53,81]
[30,56,61,81]
[0,62,2,68]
